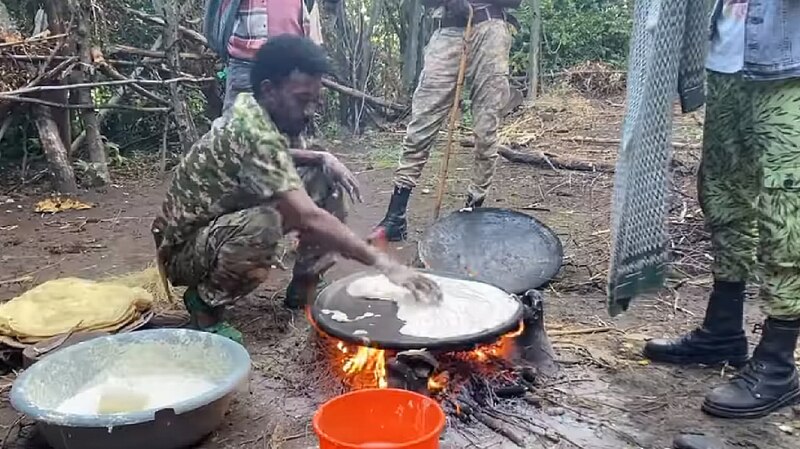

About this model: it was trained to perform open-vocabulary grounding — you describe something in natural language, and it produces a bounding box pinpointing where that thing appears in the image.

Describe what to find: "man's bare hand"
[374,254,443,304]
[322,153,362,203]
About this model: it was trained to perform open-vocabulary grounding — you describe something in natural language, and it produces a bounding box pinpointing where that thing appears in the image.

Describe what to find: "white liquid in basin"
[56,374,217,415]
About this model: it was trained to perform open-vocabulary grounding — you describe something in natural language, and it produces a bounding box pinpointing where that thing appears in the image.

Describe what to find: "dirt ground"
[0,91,798,448]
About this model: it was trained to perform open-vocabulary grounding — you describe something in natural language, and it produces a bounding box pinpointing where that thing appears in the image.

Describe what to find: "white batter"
[321,309,379,323]
[345,274,519,339]
[56,374,217,415]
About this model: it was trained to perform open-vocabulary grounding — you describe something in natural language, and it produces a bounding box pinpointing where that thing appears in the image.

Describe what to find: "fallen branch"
[322,78,406,112]
[471,410,526,447]
[550,327,615,337]
[498,146,615,173]
[3,76,214,96]
[563,136,700,150]
[106,44,211,61]
[0,95,168,112]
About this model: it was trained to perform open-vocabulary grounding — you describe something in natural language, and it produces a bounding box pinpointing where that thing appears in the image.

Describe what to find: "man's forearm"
[301,208,378,266]
[289,148,325,166]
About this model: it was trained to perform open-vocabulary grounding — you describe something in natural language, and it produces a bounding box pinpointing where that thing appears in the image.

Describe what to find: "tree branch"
[3,76,214,96]
[97,61,170,106]
[124,7,207,45]
[322,78,406,112]
[0,95,169,112]
[106,44,212,60]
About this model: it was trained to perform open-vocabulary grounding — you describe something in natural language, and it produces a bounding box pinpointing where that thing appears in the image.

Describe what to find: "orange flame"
[327,320,524,392]
[335,341,387,388]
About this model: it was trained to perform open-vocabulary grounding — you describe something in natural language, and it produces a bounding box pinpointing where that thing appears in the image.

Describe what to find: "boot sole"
[642,349,749,368]
[701,387,800,419]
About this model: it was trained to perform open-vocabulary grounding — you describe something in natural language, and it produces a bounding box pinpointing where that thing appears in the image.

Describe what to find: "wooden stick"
[106,44,211,61]
[2,76,213,96]
[563,136,700,150]
[123,8,207,45]
[321,78,405,112]
[549,327,615,337]
[97,61,170,106]
[0,95,168,112]
[433,7,474,220]
[0,33,68,49]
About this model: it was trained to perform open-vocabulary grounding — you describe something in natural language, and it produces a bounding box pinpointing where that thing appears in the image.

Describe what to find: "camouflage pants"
[394,20,512,202]
[701,72,800,319]
[164,165,347,307]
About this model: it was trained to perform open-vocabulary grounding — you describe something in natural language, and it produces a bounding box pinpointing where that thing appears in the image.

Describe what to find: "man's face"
[259,71,322,138]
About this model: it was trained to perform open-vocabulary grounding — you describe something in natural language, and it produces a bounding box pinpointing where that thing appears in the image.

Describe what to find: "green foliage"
[511,0,633,75]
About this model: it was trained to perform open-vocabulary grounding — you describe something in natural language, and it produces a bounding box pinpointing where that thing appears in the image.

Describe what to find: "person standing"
[204,0,330,114]
[371,0,519,241]
[644,0,800,419]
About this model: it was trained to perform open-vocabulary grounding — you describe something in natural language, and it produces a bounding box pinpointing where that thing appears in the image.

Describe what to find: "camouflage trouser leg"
[165,166,345,306]
[701,72,800,319]
[292,165,348,277]
[165,206,284,307]
[394,20,511,202]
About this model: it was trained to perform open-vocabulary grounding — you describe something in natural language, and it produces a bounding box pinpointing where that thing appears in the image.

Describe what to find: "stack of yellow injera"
[0,278,153,344]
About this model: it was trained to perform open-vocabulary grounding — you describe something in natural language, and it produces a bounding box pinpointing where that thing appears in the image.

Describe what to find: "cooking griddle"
[418,208,564,294]
[311,270,523,351]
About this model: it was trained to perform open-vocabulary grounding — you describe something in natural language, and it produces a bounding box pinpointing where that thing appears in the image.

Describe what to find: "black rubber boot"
[702,317,800,419]
[643,281,748,366]
[373,186,411,242]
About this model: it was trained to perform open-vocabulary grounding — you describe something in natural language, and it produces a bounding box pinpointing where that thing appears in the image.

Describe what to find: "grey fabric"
[223,58,254,113]
[607,0,707,315]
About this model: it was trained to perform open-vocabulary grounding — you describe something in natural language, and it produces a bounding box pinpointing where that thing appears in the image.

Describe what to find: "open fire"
[327,322,525,394]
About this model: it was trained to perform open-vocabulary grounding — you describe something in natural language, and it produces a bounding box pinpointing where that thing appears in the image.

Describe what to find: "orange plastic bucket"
[313,388,446,449]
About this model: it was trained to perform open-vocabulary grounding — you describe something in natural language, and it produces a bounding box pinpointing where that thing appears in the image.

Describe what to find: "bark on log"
[497,146,615,173]
[33,105,78,193]
[157,0,198,153]
[71,0,110,185]
[43,0,71,148]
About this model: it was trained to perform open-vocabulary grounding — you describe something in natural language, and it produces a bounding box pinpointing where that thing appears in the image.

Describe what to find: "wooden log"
[70,0,109,185]
[498,146,615,173]
[158,0,198,153]
[33,105,78,193]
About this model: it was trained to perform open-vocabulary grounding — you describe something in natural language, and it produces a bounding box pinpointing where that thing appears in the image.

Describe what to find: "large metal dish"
[311,270,523,351]
[418,207,564,294]
[10,329,251,449]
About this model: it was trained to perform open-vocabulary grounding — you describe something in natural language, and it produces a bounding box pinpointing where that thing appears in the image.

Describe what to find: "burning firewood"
[387,350,438,396]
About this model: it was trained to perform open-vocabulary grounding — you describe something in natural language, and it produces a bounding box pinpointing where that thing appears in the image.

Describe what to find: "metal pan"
[418,207,564,294]
[310,270,523,351]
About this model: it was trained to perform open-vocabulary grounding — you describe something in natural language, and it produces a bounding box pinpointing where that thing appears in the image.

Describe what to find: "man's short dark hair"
[250,35,331,95]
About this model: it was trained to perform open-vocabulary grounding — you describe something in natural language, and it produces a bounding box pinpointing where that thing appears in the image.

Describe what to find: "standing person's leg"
[373,28,463,241]
[284,164,348,309]
[703,78,800,419]
[163,206,285,344]
[644,72,757,366]
[464,20,511,207]
[221,59,254,115]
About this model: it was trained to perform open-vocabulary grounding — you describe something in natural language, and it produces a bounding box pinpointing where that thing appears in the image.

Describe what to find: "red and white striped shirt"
[227,0,310,61]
